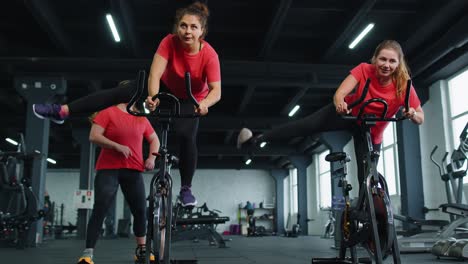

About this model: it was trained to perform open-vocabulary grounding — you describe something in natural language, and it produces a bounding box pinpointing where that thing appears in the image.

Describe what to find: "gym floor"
[0,235,455,264]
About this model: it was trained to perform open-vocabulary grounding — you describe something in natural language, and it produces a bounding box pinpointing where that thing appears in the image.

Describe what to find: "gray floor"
[0,235,463,264]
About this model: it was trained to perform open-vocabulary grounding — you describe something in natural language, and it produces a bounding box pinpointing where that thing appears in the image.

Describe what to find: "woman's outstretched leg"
[238,104,354,148]
[32,80,136,124]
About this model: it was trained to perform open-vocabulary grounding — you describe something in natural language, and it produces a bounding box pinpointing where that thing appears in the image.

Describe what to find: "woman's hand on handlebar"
[402,107,415,118]
[335,101,350,115]
[195,100,209,116]
[145,96,160,111]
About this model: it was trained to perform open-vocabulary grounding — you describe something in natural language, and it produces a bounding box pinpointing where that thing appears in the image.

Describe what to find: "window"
[377,122,399,195]
[448,68,468,150]
[290,168,298,214]
[447,68,468,182]
[317,150,331,208]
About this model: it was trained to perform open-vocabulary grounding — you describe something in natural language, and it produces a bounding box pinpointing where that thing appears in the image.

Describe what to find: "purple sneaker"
[179,186,197,207]
[32,104,65,124]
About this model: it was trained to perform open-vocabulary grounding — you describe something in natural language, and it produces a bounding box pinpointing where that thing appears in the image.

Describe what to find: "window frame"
[317,150,331,209]
[446,67,468,183]
[377,122,400,195]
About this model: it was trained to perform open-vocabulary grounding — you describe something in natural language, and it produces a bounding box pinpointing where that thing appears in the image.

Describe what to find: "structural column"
[270,169,288,234]
[288,155,312,234]
[72,128,96,240]
[15,76,66,246]
[397,121,424,228]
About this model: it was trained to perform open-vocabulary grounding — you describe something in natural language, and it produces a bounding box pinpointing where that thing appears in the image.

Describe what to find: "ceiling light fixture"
[106,14,121,42]
[47,158,57,164]
[245,158,252,165]
[288,105,300,117]
[5,138,18,146]
[349,23,375,49]
[260,142,267,148]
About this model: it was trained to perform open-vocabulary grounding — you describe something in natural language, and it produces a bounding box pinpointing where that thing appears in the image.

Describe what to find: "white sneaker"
[237,128,253,149]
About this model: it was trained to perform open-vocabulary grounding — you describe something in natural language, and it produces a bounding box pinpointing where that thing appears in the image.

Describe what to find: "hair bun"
[191,1,209,17]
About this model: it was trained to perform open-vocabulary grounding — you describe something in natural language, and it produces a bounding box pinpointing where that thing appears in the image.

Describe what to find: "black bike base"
[311,257,371,264]
[171,260,198,263]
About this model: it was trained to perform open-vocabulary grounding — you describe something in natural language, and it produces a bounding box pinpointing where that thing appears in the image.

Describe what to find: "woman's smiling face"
[374,48,399,78]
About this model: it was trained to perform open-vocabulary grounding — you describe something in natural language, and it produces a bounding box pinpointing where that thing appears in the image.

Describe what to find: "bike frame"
[127,70,199,264]
[314,78,411,264]
[339,79,410,264]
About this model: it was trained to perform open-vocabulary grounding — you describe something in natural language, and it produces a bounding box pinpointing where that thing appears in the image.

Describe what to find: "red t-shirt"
[156,34,221,102]
[345,63,421,144]
[93,106,155,172]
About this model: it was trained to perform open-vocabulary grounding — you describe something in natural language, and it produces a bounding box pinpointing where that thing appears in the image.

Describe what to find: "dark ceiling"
[0,0,467,170]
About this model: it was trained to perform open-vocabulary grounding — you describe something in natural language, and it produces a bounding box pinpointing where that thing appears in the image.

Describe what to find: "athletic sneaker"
[236,128,264,149]
[134,245,155,264]
[77,256,94,264]
[179,185,197,207]
[32,104,65,124]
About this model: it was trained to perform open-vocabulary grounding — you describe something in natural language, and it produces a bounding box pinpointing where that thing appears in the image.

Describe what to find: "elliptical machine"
[0,134,45,248]
[398,121,468,253]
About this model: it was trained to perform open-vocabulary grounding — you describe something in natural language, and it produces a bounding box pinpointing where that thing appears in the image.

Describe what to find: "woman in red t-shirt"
[146,2,221,208]
[77,103,159,264]
[32,2,221,208]
[238,40,425,184]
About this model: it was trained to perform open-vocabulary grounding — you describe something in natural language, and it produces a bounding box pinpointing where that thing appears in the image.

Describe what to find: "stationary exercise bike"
[127,70,199,264]
[312,79,412,264]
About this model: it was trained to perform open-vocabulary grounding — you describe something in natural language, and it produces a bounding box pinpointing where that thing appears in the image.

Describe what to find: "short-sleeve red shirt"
[157,34,221,102]
[93,106,155,171]
[345,63,421,144]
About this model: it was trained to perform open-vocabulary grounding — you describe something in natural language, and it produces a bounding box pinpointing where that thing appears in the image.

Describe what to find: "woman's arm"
[197,81,221,115]
[147,54,168,109]
[404,105,424,125]
[333,74,358,114]
[144,132,160,170]
[89,124,132,158]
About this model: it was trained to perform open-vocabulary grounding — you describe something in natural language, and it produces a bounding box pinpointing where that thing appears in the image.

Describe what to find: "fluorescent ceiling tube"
[288,105,300,117]
[245,158,252,165]
[5,138,18,146]
[349,23,375,49]
[106,14,121,42]
[260,142,267,148]
[47,158,57,164]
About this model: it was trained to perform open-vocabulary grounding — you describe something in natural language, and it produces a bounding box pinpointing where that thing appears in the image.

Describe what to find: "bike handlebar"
[342,78,412,122]
[127,70,200,118]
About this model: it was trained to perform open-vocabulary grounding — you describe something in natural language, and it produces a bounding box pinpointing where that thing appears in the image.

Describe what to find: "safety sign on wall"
[74,190,94,209]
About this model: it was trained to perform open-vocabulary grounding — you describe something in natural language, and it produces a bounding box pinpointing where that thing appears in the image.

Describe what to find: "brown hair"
[88,80,131,124]
[88,112,99,125]
[371,40,411,98]
[173,1,210,39]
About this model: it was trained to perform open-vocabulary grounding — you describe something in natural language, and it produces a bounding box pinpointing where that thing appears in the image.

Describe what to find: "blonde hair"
[371,40,411,98]
[173,1,210,39]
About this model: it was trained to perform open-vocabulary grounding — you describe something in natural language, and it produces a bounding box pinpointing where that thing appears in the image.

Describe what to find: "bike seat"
[325,152,350,162]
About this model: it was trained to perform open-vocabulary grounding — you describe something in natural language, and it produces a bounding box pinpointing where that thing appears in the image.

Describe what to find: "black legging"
[171,101,199,187]
[68,81,136,114]
[67,81,199,188]
[86,169,146,248]
[262,103,381,184]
